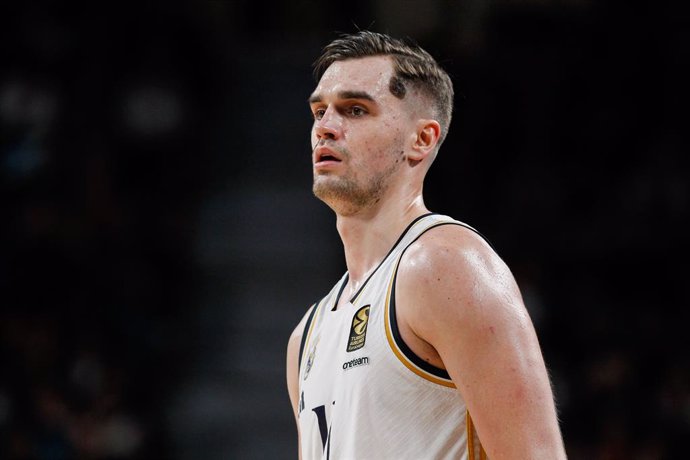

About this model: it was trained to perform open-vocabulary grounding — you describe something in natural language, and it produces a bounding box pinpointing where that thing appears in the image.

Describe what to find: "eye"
[313,108,326,120]
[348,106,367,117]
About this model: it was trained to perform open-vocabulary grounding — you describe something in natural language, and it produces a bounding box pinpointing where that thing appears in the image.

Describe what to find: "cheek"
[371,128,405,158]
[381,119,405,144]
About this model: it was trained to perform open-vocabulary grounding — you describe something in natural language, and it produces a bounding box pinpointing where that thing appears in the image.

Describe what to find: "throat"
[333,262,380,312]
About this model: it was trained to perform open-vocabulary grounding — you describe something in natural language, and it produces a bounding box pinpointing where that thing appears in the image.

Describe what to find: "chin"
[313,175,340,196]
[314,180,382,215]
[312,181,335,203]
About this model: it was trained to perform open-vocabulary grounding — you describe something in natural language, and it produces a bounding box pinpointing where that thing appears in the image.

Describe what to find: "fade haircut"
[314,31,454,146]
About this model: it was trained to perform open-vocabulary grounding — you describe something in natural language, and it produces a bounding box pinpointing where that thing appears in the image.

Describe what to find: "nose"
[313,107,342,141]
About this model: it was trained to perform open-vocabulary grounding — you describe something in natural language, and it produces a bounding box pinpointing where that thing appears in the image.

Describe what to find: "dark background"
[1,1,687,459]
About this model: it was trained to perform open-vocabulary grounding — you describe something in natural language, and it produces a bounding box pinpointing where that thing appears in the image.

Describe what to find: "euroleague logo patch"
[346,305,370,352]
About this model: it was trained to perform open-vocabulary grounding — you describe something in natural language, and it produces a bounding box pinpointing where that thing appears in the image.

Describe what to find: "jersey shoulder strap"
[297,303,318,372]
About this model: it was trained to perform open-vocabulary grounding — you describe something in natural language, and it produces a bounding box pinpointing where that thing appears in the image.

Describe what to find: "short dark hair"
[314,31,454,146]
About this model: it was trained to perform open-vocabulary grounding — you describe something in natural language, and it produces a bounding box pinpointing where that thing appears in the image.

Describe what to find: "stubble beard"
[313,153,402,216]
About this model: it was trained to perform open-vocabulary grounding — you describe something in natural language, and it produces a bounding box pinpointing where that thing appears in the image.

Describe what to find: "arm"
[396,226,566,459]
[287,308,313,460]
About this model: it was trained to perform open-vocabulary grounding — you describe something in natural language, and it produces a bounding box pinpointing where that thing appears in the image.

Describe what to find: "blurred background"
[0,1,687,459]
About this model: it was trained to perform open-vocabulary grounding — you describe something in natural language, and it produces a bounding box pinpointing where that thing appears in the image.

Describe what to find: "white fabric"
[298,214,485,460]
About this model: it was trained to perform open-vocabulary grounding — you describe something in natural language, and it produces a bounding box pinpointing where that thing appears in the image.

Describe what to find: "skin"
[286,55,567,459]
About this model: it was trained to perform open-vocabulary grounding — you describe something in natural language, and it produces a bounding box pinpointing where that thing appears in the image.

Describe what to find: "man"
[286,31,566,459]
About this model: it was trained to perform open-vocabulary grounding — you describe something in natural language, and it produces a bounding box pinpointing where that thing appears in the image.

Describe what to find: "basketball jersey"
[297,213,488,460]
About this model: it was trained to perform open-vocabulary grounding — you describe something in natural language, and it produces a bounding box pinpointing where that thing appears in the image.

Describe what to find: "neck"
[335,191,429,296]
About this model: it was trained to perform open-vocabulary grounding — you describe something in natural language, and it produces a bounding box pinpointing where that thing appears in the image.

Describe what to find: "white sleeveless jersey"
[297,213,488,460]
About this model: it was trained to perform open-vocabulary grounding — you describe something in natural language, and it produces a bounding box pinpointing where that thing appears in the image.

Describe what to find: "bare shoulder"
[398,223,524,333]
[289,307,312,344]
[401,223,501,278]
[287,305,315,367]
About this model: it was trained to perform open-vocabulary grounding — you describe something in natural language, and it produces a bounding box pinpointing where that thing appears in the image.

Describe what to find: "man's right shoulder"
[289,304,317,343]
[402,221,496,273]
[287,303,319,393]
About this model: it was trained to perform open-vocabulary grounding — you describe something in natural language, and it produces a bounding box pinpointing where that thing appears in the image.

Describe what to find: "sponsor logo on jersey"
[346,305,370,352]
[342,356,370,371]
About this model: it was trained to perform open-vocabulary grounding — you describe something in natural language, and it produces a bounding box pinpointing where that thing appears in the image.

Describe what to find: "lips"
[314,146,343,165]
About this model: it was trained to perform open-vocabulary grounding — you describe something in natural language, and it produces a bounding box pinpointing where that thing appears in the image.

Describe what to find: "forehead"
[312,55,395,100]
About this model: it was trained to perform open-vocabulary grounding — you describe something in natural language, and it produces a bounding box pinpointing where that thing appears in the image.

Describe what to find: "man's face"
[308,56,414,215]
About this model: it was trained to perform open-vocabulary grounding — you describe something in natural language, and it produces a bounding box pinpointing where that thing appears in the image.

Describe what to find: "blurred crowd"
[0,5,215,458]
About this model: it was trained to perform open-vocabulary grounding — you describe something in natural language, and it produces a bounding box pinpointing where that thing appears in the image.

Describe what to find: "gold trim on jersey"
[467,410,475,459]
[300,299,326,377]
[384,253,456,389]
[466,410,488,460]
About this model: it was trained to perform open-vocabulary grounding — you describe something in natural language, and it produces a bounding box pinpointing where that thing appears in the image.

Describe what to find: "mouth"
[314,146,343,165]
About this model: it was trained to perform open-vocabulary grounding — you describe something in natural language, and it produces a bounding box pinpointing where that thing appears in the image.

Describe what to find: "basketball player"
[286,31,567,459]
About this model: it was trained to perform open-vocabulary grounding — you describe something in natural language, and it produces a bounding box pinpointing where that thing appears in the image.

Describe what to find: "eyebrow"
[308,90,376,104]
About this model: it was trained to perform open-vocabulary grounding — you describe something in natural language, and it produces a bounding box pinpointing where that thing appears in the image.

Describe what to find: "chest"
[299,278,392,403]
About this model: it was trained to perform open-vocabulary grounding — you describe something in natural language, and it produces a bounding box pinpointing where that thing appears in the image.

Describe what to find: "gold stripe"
[467,410,488,460]
[299,300,324,372]
[383,254,456,388]
[467,410,475,459]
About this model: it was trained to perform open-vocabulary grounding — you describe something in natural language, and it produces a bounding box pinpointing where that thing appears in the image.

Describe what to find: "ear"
[408,119,441,162]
